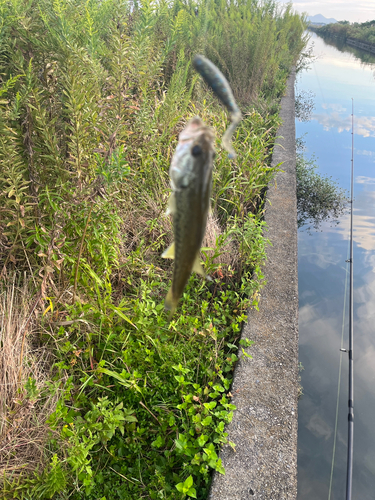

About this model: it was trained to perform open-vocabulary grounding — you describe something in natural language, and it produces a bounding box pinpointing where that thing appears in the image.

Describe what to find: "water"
[297,33,375,500]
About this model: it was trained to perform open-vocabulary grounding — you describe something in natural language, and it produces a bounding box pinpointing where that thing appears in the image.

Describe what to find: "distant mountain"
[308,14,338,25]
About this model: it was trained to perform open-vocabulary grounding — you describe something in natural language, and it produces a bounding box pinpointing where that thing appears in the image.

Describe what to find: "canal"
[297,32,375,499]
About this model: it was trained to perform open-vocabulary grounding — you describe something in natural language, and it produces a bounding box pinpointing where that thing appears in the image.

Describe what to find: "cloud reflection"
[312,111,375,137]
[328,212,375,252]
[322,103,347,113]
[325,188,375,252]
[299,227,375,498]
[306,413,332,440]
[356,176,375,184]
[356,150,375,157]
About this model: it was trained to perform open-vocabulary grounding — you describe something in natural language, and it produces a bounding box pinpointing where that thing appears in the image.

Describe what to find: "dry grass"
[120,191,173,257]
[0,275,58,479]
[203,212,238,270]
[120,196,238,270]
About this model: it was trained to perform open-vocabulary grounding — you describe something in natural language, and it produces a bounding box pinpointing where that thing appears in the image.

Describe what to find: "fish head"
[170,117,214,192]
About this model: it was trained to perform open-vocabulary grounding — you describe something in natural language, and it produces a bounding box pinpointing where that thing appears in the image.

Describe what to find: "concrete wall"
[209,70,299,500]
[347,37,375,54]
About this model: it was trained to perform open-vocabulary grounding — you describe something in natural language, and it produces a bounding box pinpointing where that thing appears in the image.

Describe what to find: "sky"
[277,0,375,24]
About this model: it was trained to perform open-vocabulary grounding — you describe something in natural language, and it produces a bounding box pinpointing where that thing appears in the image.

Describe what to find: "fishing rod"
[345,98,354,500]
[328,100,355,500]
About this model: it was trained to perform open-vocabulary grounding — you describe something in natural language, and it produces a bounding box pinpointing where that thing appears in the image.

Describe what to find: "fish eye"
[191,145,202,157]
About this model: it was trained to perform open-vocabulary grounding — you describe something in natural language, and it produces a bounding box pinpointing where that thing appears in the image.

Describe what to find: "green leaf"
[187,487,197,498]
[176,475,196,495]
[215,421,225,433]
[215,458,225,475]
[226,342,237,350]
[201,416,212,426]
[109,305,138,329]
[184,476,193,489]
[97,368,131,387]
[213,384,225,392]
[203,401,217,410]
[151,435,164,448]
[176,482,184,493]
[241,347,253,359]
[197,434,208,447]
[239,338,254,347]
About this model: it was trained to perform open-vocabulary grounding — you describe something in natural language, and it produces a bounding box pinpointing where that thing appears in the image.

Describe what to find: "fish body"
[162,117,215,315]
[193,54,242,158]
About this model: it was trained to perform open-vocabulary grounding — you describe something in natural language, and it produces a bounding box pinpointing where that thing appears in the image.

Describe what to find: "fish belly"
[171,181,209,303]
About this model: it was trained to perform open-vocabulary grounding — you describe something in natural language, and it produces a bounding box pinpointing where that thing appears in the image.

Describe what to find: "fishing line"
[328,232,350,500]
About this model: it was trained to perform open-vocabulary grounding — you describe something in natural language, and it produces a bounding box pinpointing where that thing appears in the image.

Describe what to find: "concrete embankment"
[209,70,299,500]
[346,37,375,54]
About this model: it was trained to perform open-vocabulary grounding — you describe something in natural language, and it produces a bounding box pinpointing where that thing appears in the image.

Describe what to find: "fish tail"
[165,287,179,318]
[222,110,242,159]
[193,54,242,158]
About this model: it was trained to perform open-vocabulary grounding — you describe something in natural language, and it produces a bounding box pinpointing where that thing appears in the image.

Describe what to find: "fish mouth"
[169,117,215,191]
[179,117,214,147]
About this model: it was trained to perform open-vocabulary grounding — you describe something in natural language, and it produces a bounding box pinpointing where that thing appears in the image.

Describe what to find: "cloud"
[311,111,375,137]
[277,0,375,23]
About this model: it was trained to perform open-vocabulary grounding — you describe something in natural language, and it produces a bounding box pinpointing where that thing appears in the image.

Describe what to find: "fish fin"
[165,193,176,215]
[192,254,205,276]
[162,242,175,259]
[165,287,178,317]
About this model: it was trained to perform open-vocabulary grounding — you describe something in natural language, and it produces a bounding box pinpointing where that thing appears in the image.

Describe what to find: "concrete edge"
[208,70,299,500]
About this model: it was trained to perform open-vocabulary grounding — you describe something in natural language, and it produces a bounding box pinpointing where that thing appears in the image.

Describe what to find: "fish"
[192,54,242,159]
[162,116,215,315]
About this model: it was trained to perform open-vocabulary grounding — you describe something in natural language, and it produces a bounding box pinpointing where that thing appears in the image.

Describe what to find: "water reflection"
[312,111,375,137]
[333,190,375,252]
[297,33,375,500]
[312,32,375,67]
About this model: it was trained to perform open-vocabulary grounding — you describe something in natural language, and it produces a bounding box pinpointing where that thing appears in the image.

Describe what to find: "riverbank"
[310,22,375,55]
[209,69,299,500]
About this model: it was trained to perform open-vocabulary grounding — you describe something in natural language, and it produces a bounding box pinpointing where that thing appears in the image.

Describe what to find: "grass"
[0,275,61,486]
[0,0,307,498]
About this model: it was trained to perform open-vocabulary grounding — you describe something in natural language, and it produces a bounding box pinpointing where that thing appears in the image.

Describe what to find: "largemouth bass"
[162,117,215,315]
[193,54,242,159]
